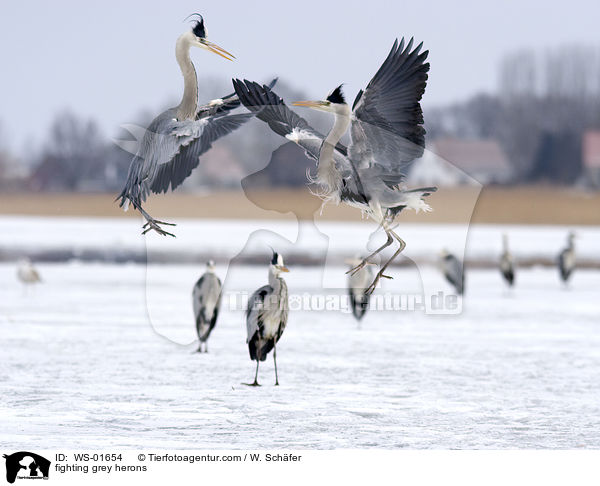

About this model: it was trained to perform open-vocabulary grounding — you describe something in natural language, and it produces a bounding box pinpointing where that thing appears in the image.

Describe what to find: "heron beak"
[199,39,235,61]
[278,266,290,273]
[292,100,329,110]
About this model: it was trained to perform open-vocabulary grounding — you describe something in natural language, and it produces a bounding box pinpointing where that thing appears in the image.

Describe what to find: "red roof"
[583,131,600,169]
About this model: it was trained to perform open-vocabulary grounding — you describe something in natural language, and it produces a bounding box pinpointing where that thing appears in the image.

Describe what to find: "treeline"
[427,45,600,184]
[1,44,600,192]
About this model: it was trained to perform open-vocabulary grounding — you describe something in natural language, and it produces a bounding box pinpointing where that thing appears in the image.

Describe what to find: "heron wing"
[232,79,349,161]
[245,285,271,342]
[196,78,278,119]
[150,112,254,194]
[349,38,429,186]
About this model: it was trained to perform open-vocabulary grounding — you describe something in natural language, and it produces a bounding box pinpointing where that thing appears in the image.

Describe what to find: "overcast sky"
[1,0,599,154]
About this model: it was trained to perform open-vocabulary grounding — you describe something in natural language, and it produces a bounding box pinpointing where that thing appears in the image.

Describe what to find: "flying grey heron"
[440,250,464,295]
[232,38,434,293]
[192,260,222,353]
[245,252,289,386]
[17,259,41,287]
[117,15,254,237]
[346,256,374,324]
[558,231,576,284]
[500,234,515,287]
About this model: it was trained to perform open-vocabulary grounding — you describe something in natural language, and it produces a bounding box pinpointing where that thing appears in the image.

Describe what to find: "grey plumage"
[500,234,515,287]
[232,38,433,293]
[245,252,289,386]
[558,232,576,283]
[441,251,465,295]
[116,20,254,237]
[347,258,374,323]
[192,261,222,353]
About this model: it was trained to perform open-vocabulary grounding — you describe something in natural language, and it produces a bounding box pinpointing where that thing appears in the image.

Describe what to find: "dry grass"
[0,186,599,225]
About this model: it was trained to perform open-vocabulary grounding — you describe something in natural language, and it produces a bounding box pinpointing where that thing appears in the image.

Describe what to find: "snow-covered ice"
[1,253,599,448]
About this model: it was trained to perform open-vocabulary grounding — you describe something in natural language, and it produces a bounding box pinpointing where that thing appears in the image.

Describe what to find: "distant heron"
[117,15,254,236]
[558,231,576,284]
[17,259,41,289]
[192,260,222,353]
[245,252,289,386]
[440,250,464,295]
[346,256,374,324]
[233,37,433,294]
[500,234,515,287]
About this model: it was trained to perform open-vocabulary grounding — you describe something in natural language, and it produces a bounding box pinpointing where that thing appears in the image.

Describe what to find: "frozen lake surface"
[1,259,599,449]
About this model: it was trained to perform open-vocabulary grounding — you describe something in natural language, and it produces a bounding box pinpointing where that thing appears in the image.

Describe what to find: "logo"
[3,452,50,484]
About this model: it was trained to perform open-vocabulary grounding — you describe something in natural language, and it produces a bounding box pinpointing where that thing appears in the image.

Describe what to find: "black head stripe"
[326,84,346,104]
[192,16,206,38]
[271,252,279,265]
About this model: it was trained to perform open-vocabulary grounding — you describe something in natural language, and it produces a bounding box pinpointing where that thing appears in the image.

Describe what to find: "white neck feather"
[175,32,198,120]
[317,106,351,198]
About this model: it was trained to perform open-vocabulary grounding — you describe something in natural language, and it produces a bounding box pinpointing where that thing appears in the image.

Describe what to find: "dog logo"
[3,452,50,483]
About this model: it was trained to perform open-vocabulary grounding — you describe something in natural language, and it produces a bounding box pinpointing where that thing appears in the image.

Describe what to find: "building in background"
[582,131,600,188]
[409,137,513,187]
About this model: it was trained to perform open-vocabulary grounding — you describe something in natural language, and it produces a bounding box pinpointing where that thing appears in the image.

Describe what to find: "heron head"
[293,84,349,114]
[270,251,289,274]
[206,260,216,272]
[185,14,235,61]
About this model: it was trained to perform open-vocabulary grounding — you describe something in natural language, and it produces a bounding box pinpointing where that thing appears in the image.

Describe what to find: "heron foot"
[242,382,261,387]
[141,219,176,237]
[346,259,376,276]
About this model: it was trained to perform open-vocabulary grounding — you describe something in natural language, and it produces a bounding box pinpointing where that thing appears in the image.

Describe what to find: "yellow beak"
[278,266,290,273]
[292,100,328,108]
[201,39,235,61]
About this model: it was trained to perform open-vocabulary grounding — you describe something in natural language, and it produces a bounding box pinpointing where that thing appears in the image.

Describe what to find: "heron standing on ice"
[558,231,576,284]
[245,252,289,386]
[233,37,433,294]
[347,256,374,324]
[117,15,254,236]
[500,234,515,287]
[17,259,41,289]
[440,250,464,296]
[192,260,222,353]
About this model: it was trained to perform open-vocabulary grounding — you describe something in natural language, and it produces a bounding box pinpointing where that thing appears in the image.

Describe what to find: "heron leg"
[137,206,176,237]
[365,230,406,295]
[273,344,279,386]
[243,360,261,387]
[346,232,394,276]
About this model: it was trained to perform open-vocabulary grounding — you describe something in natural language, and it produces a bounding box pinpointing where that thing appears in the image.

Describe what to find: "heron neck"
[318,112,350,189]
[175,34,198,120]
[268,268,283,291]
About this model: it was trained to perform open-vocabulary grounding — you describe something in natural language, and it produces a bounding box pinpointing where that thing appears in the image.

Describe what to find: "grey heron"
[192,260,222,353]
[440,250,464,296]
[233,38,434,293]
[117,15,254,237]
[17,259,41,287]
[500,234,515,287]
[558,231,576,284]
[346,256,374,324]
[245,252,289,386]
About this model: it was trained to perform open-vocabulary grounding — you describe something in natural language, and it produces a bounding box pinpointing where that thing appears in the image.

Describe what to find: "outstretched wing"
[349,38,429,185]
[118,109,253,207]
[150,112,253,194]
[232,79,348,161]
[196,78,278,119]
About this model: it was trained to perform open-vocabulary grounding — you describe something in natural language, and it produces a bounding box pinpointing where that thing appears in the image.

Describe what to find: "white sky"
[1,0,599,154]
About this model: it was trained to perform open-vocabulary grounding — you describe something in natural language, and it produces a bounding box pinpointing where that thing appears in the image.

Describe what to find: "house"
[408,137,513,187]
[582,131,600,187]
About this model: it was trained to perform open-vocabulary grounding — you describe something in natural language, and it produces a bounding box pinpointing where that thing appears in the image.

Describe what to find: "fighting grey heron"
[346,256,374,324]
[17,259,41,287]
[440,250,464,295]
[558,231,576,284]
[500,234,515,287]
[117,15,254,237]
[233,38,434,293]
[192,260,222,353]
[245,252,289,386]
